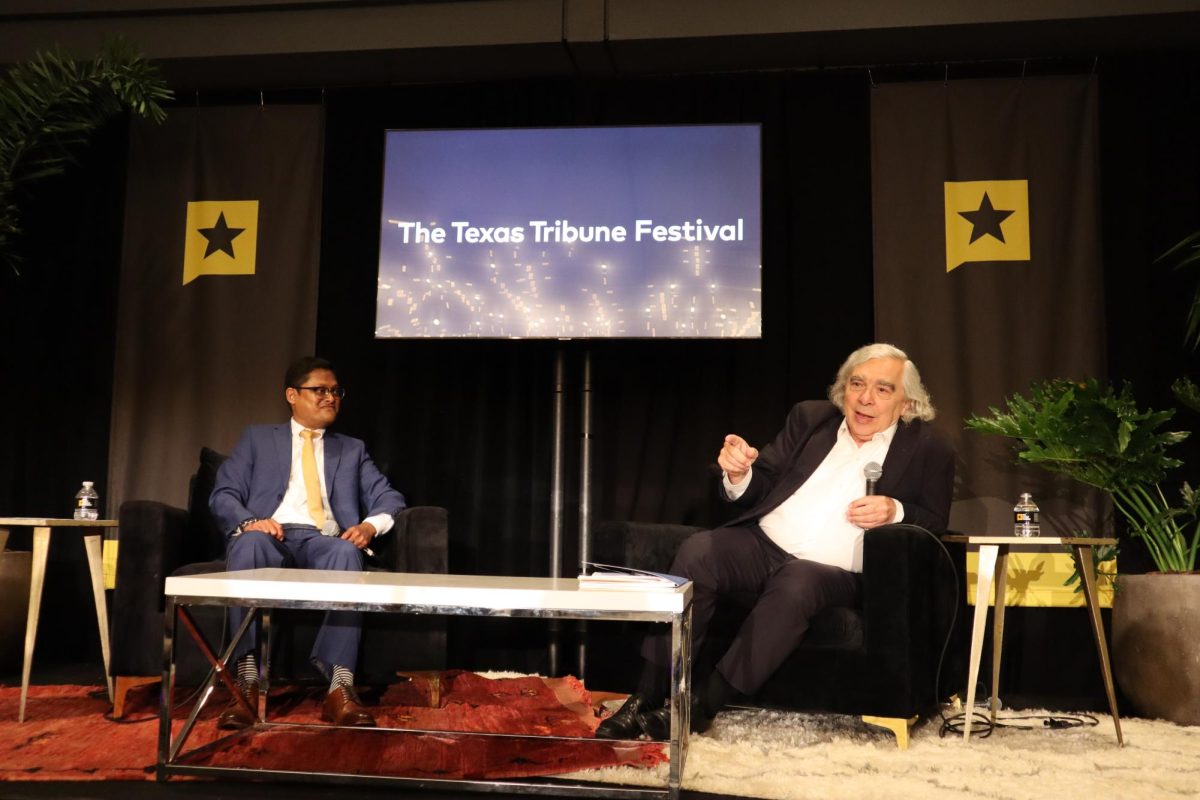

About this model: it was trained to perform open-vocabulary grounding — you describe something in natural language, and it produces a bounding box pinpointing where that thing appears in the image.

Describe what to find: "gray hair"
[827,343,936,422]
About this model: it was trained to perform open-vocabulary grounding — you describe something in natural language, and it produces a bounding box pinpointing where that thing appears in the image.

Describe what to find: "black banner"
[872,77,1107,535]
[109,106,323,511]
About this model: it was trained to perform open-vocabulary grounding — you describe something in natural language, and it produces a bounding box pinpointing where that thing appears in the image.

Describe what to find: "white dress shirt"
[724,419,904,573]
[271,418,395,537]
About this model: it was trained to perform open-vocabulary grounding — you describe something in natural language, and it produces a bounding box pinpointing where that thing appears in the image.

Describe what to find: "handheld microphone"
[864,462,883,495]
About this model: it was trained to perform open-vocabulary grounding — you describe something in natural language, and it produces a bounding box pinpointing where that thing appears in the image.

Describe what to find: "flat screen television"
[375,124,761,339]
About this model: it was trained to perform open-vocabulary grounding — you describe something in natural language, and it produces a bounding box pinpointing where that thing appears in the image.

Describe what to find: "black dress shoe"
[639,695,715,740]
[691,696,717,734]
[637,706,671,740]
[595,692,648,739]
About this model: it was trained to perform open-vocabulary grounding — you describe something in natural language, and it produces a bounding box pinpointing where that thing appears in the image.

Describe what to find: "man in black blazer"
[597,343,954,740]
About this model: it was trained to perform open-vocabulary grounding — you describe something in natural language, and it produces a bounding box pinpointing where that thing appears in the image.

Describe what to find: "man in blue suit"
[209,356,406,729]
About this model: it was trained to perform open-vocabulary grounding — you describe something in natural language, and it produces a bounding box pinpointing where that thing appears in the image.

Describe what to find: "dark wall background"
[3,54,1200,707]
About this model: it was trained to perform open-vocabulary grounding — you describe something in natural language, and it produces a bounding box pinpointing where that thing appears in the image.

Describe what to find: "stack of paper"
[577,562,688,591]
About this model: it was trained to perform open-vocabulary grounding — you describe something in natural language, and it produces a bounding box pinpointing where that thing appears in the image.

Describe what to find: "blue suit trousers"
[226,524,365,677]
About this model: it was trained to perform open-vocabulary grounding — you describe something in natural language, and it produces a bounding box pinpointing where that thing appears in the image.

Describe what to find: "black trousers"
[640,525,861,696]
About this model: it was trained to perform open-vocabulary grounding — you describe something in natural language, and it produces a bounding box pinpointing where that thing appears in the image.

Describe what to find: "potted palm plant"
[0,40,169,658]
[1,37,171,274]
[966,378,1200,725]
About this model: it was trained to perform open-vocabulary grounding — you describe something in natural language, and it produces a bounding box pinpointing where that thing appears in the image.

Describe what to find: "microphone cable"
[874,522,961,737]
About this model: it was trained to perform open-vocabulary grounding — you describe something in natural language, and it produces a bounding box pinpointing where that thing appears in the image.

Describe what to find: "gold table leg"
[83,533,114,702]
[963,544,999,741]
[1073,544,1124,746]
[990,546,1010,726]
[19,527,50,723]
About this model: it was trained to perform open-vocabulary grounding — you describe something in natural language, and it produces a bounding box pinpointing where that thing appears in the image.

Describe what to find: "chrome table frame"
[159,568,693,799]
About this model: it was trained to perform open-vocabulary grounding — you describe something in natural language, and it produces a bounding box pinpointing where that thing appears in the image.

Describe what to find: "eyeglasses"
[294,385,346,399]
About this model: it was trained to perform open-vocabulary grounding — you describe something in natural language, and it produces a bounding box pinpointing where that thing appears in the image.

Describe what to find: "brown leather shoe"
[320,684,376,727]
[217,683,259,730]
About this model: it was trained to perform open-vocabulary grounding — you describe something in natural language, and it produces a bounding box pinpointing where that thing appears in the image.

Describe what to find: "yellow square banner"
[182,200,259,285]
[944,180,1030,272]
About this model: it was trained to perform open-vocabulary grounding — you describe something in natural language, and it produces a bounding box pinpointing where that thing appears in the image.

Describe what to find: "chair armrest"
[115,500,191,593]
[860,523,947,657]
[592,521,702,573]
[382,506,448,574]
[110,499,190,676]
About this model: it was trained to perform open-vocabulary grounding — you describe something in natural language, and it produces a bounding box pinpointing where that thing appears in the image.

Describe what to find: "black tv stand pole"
[546,347,595,679]
[577,348,593,679]
[548,348,566,676]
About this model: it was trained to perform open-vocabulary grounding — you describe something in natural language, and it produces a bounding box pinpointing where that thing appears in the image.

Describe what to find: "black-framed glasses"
[294,385,346,399]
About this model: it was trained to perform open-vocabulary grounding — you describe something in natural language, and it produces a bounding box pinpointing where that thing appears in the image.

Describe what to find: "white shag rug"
[561,706,1200,799]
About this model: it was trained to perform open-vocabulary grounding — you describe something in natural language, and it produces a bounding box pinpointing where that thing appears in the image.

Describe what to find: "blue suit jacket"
[209,423,406,540]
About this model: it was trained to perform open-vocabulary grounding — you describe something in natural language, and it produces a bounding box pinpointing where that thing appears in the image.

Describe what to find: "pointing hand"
[718,434,759,485]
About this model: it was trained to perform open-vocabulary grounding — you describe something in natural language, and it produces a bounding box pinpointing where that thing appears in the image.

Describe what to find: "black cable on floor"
[904,527,1104,740]
[939,708,1100,737]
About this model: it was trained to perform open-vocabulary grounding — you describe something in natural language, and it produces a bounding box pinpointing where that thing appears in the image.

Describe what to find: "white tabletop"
[942,534,1117,546]
[165,567,692,615]
[0,517,118,527]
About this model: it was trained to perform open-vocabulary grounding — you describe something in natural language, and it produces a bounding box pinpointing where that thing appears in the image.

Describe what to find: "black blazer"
[725,400,954,533]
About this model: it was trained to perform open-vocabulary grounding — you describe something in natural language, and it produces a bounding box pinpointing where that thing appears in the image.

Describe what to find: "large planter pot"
[0,550,32,674]
[1112,573,1200,725]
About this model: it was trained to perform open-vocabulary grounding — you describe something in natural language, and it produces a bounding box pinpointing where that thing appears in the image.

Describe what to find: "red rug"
[0,672,665,782]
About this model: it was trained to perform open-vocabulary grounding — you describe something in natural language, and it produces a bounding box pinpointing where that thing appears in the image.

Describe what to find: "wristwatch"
[234,517,262,535]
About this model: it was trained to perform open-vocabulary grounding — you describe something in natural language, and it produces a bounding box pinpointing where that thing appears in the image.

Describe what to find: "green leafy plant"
[1158,231,1200,350]
[1173,376,1200,414]
[966,378,1199,573]
[0,37,172,274]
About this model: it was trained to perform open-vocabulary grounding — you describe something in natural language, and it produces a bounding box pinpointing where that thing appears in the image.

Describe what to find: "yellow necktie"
[300,429,326,527]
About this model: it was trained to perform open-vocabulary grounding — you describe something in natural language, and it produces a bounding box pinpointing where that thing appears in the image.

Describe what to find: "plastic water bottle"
[74,481,100,521]
[1013,493,1040,537]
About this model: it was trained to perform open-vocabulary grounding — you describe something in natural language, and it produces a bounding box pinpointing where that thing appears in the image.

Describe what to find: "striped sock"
[237,654,259,688]
[330,665,354,692]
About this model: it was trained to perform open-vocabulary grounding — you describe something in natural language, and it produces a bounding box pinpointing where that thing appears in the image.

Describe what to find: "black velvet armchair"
[109,448,449,717]
[591,520,962,749]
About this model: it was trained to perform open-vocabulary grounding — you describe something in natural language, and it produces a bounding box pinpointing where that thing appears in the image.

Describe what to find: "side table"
[942,535,1122,745]
[0,517,117,722]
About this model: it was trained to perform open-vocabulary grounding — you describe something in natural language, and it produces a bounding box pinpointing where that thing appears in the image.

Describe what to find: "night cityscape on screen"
[375,126,762,339]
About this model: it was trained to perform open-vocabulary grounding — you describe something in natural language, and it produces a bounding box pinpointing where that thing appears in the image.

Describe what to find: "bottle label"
[1014,511,1039,524]
[78,498,92,508]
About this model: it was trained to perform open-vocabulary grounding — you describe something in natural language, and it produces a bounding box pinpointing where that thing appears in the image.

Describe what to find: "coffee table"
[0,517,116,722]
[159,568,693,798]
